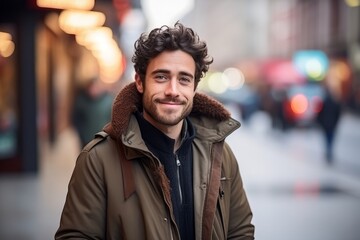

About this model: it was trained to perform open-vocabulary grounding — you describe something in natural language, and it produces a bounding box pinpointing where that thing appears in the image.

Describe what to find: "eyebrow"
[151,69,194,79]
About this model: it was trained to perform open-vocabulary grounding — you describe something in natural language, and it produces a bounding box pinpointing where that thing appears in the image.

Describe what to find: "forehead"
[147,50,196,74]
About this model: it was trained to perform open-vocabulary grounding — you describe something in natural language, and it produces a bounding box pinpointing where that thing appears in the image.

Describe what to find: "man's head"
[132,23,212,134]
[132,22,213,88]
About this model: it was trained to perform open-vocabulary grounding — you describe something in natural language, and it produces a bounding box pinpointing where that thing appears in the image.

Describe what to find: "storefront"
[0,0,123,173]
[0,2,40,172]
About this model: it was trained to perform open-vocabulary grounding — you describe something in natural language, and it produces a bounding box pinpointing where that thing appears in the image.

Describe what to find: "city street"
[1,106,360,240]
[1,1,360,240]
[227,104,360,240]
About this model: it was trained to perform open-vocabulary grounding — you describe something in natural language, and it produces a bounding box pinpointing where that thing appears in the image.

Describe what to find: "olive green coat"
[55,83,254,239]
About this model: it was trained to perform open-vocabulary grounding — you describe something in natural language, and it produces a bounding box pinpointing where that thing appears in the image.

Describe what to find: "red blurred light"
[290,94,308,114]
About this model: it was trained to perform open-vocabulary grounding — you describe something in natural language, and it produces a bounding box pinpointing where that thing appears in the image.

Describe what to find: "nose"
[164,78,179,97]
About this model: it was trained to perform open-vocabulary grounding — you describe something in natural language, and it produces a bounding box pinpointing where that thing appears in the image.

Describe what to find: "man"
[316,78,342,164]
[72,77,113,148]
[55,22,254,240]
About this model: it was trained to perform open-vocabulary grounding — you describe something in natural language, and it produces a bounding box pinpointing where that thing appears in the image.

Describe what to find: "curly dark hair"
[132,22,213,87]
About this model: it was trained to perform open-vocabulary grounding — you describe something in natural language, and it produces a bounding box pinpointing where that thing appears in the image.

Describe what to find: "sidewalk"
[226,108,360,240]
[226,105,360,193]
[0,128,81,240]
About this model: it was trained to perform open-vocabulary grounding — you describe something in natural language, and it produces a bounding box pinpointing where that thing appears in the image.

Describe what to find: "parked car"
[270,83,325,129]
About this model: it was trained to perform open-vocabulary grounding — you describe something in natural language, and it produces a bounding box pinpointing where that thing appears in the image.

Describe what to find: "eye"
[154,74,168,81]
[179,76,193,85]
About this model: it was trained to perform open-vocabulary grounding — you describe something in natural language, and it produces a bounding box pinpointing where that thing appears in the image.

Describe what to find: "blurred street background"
[1,0,360,239]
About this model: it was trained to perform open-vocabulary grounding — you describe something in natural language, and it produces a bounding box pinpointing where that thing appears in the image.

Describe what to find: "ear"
[134,73,144,93]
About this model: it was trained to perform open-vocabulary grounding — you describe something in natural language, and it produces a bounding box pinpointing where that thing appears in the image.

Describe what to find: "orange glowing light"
[0,32,15,57]
[59,10,106,34]
[37,0,94,10]
[290,94,308,114]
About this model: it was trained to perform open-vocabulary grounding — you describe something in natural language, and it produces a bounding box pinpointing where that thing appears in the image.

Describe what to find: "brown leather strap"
[117,142,136,200]
[202,141,224,240]
[100,129,136,200]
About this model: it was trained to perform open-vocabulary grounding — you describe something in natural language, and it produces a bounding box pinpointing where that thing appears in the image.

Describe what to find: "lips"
[160,101,181,105]
[156,98,185,105]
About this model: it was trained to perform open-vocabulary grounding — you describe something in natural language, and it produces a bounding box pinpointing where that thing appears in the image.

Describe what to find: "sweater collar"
[135,111,195,154]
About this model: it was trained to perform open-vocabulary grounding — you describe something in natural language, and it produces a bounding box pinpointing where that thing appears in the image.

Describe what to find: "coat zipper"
[175,154,183,204]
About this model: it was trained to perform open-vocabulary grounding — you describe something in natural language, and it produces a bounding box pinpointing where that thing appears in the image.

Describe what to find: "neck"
[157,122,183,152]
[137,111,186,152]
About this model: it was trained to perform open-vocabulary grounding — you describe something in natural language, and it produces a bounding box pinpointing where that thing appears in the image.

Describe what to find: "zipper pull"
[176,158,181,167]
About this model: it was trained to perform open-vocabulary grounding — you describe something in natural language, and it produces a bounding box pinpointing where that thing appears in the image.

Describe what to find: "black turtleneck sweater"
[135,112,195,240]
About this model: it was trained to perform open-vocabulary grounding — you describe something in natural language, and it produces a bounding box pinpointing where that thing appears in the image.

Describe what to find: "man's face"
[135,50,196,130]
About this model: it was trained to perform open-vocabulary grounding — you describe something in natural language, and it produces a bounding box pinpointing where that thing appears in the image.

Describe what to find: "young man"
[55,22,254,240]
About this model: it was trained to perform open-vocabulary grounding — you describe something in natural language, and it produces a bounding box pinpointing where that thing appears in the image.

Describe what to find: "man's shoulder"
[76,131,119,169]
[82,131,110,152]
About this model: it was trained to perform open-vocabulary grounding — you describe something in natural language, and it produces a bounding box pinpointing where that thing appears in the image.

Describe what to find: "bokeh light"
[223,67,245,90]
[290,94,308,114]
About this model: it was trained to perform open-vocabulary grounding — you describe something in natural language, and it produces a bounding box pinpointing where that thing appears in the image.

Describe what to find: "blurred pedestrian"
[56,22,254,239]
[317,78,342,164]
[72,77,114,147]
[270,87,288,130]
[0,109,17,159]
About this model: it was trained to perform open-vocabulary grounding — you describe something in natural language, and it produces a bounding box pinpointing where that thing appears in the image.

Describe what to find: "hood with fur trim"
[103,82,232,139]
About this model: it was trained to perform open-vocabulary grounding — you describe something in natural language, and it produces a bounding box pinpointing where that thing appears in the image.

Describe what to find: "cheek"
[186,90,196,101]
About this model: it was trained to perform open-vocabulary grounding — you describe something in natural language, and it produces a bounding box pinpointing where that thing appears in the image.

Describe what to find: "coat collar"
[104,82,232,139]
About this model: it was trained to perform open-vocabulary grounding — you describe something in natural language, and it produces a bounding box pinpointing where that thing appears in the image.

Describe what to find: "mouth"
[156,99,185,105]
[156,99,185,112]
[159,101,181,106]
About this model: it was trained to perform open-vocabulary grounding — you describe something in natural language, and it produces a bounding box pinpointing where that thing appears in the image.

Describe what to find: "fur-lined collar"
[104,82,231,139]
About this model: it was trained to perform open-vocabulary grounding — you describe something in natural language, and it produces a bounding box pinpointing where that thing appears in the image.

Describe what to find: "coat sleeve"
[223,143,255,239]
[55,147,107,239]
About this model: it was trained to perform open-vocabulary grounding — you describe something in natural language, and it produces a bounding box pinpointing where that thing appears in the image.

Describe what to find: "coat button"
[201,183,207,189]
[163,218,168,222]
